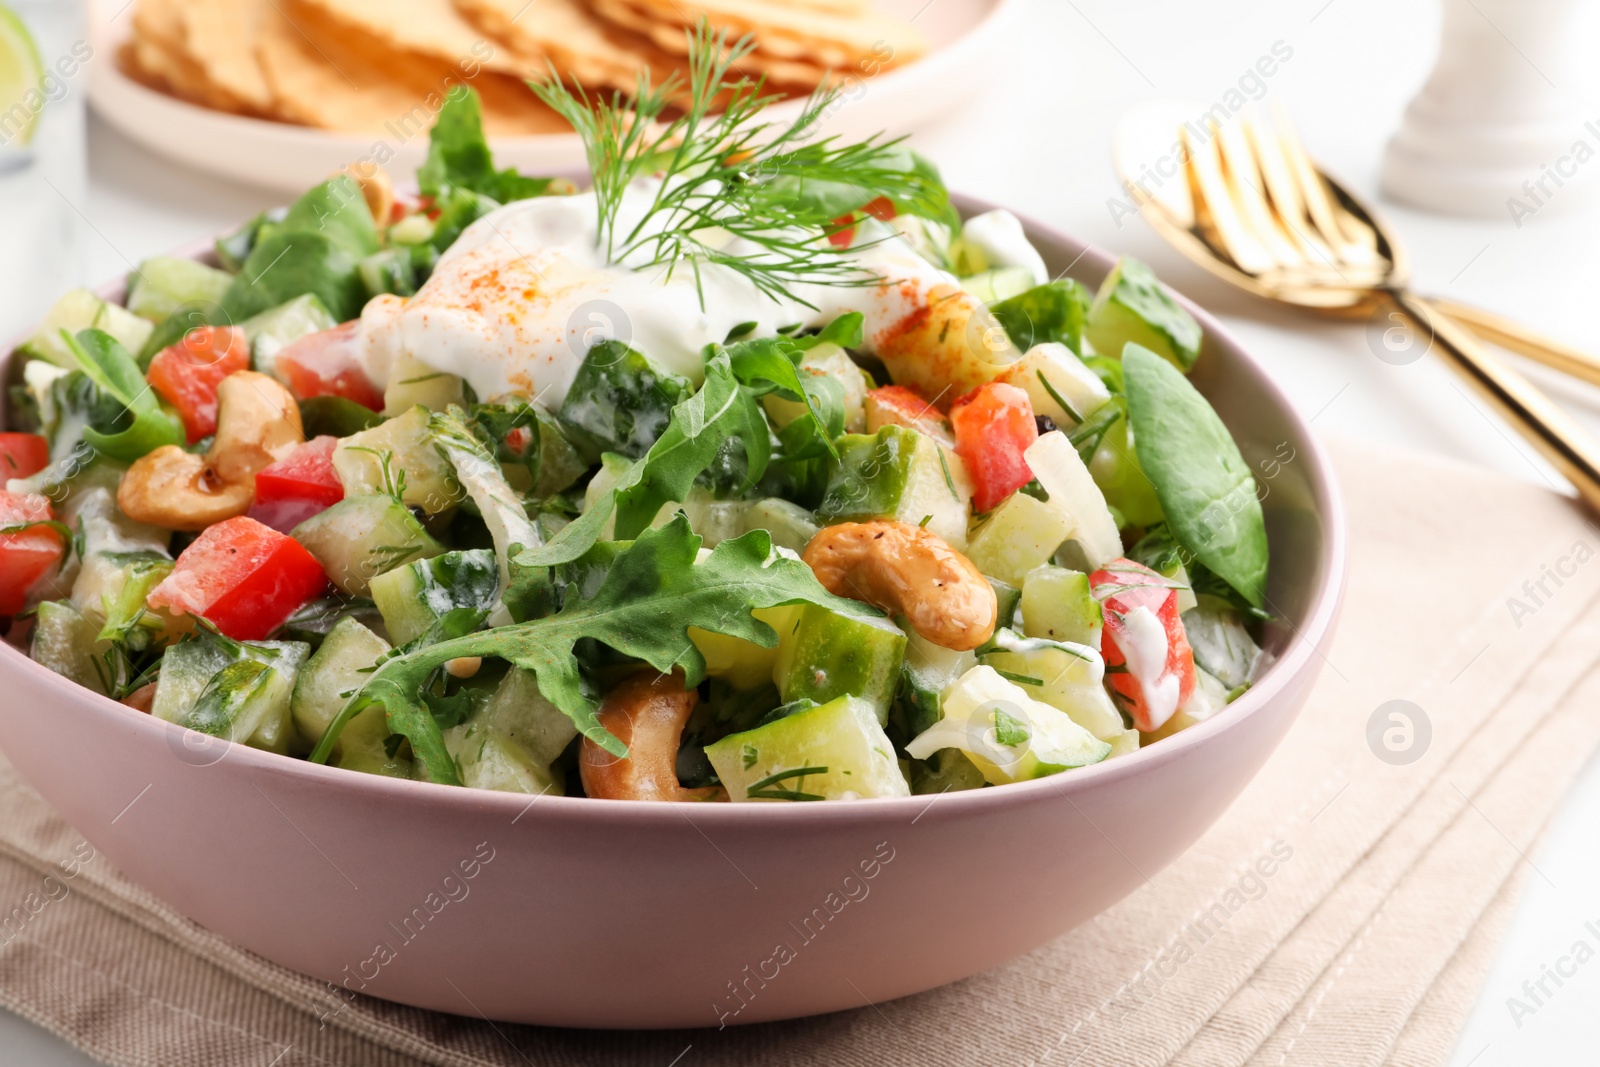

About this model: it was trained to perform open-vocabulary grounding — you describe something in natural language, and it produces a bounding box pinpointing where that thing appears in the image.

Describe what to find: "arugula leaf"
[312,517,878,779]
[61,329,184,461]
[523,353,765,567]
[419,87,561,205]
[717,314,862,465]
[221,176,379,322]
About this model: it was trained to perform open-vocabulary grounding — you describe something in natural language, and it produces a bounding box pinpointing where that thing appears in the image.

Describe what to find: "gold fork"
[1121,106,1600,511]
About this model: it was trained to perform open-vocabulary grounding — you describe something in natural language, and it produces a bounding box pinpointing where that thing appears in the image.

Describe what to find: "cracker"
[452,0,681,94]
[299,0,533,76]
[257,0,564,136]
[618,0,927,70]
[179,0,276,115]
[590,0,829,89]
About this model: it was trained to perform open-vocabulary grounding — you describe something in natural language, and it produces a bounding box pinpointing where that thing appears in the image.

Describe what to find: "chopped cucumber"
[706,695,910,801]
[289,616,389,746]
[444,723,559,794]
[980,628,1123,740]
[990,576,1021,631]
[31,601,112,695]
[959,267,1036,305]
[153,637,309,751]
[903,665,1111,784]
[964,492,1075,587]
[678,487,746,548]
[478,667,579,770]
[1106,728,1140,758]
[299,396,381,438]
[893,628,977,739]
[23,289,153,367]
[125,256,233,323]
[993,343,1110,427]
[558,340,692,460]
[332,406,461,514]
[910,748,987,794]
[241,294,337,376]
[1181,594,1264,689]
[1085,256,1202,372]
[1027,430,1125,568]
[739,498,819,554]
[383,354,464,415]
[772,604,906,725]
[359,247,419,299]
[292,494,445,597]
[817,425,972,550]
[1020,565,1103,648]
[763,343,870,434]
[369,548,498,645]
[689,605,800,691]
[1088,414,1165,529]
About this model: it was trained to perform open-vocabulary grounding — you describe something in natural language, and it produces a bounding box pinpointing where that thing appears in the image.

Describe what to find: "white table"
[10,0,1600,1061]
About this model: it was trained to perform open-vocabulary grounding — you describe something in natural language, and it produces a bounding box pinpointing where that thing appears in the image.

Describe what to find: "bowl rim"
[0,195,1348,826]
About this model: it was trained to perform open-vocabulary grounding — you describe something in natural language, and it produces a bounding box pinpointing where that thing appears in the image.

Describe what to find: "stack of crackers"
[120,0,929,136]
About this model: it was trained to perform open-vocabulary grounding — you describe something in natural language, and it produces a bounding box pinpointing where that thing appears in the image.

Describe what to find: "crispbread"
[613,0,927,70]
[298,0,534,76]
[257,0,565,136]
[179,0,275,114]
[452,0,681,94]
[590,0,830,89]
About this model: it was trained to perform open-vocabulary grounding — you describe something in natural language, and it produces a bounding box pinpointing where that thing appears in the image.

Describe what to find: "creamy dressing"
[354,179,975,408]
[989,626,1105,683]
[1117,606,1180,730]
[959,209,1049,286]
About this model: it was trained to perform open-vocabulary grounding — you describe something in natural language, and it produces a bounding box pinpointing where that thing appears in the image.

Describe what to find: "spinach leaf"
[990,279,1091,355]
[1122,344,1268,608]
[221,176,379,322]
[311,515,878,776]
[525,353,765,567]
[61,329,184,462]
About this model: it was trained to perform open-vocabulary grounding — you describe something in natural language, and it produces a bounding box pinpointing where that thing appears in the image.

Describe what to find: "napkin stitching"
[0,924,341,1067]
[1275,904,1386,1066]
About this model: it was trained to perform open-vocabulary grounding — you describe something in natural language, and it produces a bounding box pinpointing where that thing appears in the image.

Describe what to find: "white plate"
[87,0,1020,192]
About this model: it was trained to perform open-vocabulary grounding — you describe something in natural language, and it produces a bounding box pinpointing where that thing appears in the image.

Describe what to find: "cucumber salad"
[1,34,1271,803]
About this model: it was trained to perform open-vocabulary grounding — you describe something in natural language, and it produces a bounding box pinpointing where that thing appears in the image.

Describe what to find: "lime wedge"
[0,3,44,148]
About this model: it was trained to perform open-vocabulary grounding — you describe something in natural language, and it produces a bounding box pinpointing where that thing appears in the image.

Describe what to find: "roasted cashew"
[579,671,722,802]
[803,520,997,651]
[119,371,303,531]
[338,161,394,225]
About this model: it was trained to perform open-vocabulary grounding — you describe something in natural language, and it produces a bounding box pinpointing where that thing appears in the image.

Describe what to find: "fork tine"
[1239,112,1342,272]
[1181,122,1279,277]
[1269,104,1382,265]
[1212,118,1307,269]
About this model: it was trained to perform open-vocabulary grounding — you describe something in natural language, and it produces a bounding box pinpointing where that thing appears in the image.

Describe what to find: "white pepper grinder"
[1381,0,1599,221]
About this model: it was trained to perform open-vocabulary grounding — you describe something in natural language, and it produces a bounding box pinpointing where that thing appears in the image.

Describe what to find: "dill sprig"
[530,24,956,309]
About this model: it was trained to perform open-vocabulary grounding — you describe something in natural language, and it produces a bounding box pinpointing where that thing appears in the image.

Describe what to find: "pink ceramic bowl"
[0,199,1345,1028]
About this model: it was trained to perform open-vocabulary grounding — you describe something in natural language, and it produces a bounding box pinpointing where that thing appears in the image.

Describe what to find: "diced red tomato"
[827,196,898,248]
[145,326,251,443]
[1091,559,1197,733]
[147,516,328,640]
[0,433,50,480]
[503,425,533,457]
[0,491,65,614]
[247,436,344,533]
[950,382,1038,512]
[274,322,384,412]
[865,384,948,438]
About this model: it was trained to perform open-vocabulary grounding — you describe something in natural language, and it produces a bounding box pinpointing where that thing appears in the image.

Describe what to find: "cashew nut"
[802,520,997,651]
[579,671,723,802]
[118,371,304,531]
[337,161,394,226]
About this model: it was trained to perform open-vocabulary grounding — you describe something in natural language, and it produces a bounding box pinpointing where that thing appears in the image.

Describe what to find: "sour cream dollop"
[354,179,972,408]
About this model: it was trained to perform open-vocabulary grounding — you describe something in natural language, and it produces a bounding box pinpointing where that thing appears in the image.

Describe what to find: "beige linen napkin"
[1,437,1597,1067]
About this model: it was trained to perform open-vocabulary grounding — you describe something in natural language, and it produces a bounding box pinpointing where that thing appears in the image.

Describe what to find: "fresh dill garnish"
[530,24,957,309]
[992,669,1044,688]
[1035,371,1085,425]
[745,765,829,801]
[346,446,408,504]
